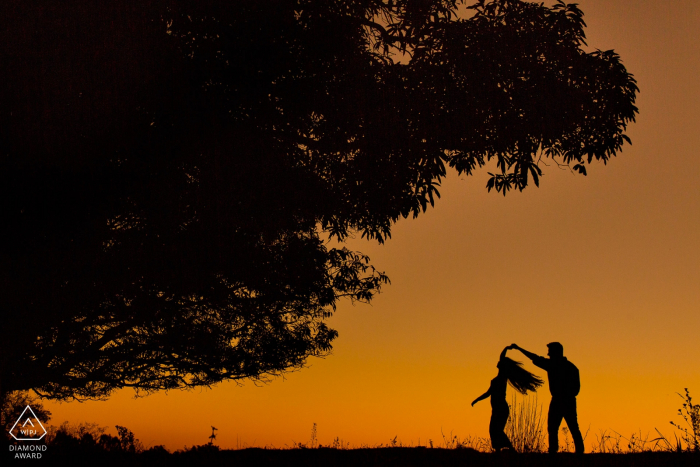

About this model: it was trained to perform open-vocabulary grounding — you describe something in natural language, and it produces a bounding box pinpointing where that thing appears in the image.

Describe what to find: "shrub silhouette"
[47,422,142,454]
[505,393,546,453]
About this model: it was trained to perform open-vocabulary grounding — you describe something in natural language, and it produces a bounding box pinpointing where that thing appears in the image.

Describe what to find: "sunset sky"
[45,0,700,451]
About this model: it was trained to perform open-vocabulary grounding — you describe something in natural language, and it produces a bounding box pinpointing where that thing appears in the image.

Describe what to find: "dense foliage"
[0,0,637,400]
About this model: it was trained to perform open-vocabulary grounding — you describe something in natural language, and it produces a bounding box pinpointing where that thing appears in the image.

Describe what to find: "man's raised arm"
[510,344,540,362]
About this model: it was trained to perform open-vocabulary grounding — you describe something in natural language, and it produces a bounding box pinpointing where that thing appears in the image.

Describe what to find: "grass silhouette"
[505,393,547,452]
[7,389,700,465]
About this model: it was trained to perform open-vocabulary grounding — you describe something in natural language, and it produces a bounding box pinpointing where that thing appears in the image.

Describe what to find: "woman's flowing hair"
[500,357,544,394]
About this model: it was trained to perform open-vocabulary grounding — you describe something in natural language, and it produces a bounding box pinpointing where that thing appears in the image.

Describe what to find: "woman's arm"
[471,388,491,406]
[499,346,510,361]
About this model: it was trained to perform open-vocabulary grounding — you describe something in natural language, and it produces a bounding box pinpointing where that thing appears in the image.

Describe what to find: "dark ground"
[27,446,700,466]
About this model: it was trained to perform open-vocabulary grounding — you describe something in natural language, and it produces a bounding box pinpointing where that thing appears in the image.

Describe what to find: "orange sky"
[45,0,700,451]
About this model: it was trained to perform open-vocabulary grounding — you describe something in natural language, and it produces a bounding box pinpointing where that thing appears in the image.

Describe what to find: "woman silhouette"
[471,345,544,451]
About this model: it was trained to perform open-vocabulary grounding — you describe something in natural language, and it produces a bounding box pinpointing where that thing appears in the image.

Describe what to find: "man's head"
[547,342,564,359]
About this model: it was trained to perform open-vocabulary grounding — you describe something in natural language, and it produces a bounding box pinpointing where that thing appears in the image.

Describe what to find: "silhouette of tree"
[0,0,637,401]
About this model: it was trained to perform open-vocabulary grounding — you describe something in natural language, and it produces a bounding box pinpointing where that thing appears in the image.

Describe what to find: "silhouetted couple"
[471,342,584,454]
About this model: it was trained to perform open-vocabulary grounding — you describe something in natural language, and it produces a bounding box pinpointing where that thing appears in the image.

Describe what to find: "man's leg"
[547,399,564,454]
[563,398,584,454]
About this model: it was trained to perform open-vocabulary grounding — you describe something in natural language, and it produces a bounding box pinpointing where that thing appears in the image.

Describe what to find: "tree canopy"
[0,0,637,401]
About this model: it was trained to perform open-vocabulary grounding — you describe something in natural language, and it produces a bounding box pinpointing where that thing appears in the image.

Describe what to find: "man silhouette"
[510,342,584,454]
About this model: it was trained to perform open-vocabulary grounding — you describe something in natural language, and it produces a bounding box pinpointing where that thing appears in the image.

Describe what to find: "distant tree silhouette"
[0,0,637,402]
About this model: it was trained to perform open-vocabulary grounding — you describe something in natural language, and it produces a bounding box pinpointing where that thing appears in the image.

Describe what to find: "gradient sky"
[45,0,700,451]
